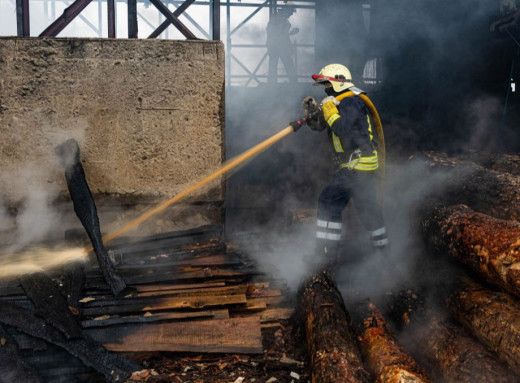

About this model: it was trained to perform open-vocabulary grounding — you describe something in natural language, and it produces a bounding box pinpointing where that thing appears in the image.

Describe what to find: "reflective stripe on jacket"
[327,95,378,171]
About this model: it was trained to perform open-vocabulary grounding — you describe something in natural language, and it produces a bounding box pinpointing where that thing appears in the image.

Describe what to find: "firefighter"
[302,63,389,265]
[266,3,299,83]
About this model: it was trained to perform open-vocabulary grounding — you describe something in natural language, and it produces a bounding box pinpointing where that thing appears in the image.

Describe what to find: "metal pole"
[16,0,30,36]
[212,0,220,40]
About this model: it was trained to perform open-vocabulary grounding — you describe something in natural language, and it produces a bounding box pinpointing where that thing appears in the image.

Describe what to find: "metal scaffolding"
[6,0,316,86]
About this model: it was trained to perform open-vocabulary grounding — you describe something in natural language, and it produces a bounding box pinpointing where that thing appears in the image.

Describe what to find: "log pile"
[421,204,520,298]
[389,301,518,383]
[298,271,370,383]
[447,277,520,375]
[416,152,520,381]
[413,151,520,222]
[0,225,294,382]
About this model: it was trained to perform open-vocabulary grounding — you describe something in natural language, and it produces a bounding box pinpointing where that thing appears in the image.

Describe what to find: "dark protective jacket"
[327,94,378,171]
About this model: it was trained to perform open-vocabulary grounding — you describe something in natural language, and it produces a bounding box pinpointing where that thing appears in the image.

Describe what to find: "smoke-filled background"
[224,0,520,299]
[0,0,519,297]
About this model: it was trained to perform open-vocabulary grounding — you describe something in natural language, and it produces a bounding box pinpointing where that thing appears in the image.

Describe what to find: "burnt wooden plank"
[422,204,520,299]
[110,235,225,262]
[80,309,229,328]
[116,253,244,270]
[134,284,247,297]
[298,271,370,383]
[447,277,520,375]
[81,294,248,316]
[55,139,126,296]
[117,267,259,285]
[86,317,263,353]
[61,261,86,312]
[133,281,226,292]
[234,307,295,323]
[0,300,139,382]
[19,271,83,338]
[0,323,43,383]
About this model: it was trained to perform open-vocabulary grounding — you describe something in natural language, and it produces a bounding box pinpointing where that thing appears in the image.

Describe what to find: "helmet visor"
[312,73,351,86]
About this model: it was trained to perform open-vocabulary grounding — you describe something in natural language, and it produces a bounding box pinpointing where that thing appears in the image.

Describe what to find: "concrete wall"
[0,37,225,240]
[0,37,225,199]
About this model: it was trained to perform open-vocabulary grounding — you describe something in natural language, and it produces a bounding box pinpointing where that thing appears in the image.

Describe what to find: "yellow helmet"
[312,63,354,93]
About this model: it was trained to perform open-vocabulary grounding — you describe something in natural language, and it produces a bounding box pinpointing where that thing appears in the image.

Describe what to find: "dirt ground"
[125,317,310,383]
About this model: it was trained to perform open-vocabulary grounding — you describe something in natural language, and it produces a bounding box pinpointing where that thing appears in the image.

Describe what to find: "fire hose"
[95,115,314,248]
[96,92,385,248]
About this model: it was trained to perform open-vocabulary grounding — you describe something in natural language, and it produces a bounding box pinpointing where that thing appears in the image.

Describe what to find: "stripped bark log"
[422,204,520,299]
[358,301,429,383]
[447,277,520,375]
[397,307,519,382]
[298,271,370,383]
[414,151,520,222]
[55,138,126,296]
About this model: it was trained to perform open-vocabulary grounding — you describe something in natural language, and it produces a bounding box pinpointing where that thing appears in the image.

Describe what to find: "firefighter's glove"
[301,97,327,131]
[302,96,318,115]
[289,119,303,132]
[321,96,340,127]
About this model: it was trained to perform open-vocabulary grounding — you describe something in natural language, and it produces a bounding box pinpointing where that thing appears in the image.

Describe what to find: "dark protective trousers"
[316,168,388,258]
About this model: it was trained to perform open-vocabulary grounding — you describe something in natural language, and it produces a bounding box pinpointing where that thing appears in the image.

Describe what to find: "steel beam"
[212,0,220,40]
[148,0,196,39]
[148,0,197,39]
[16,0,30,36]
[39,0,93,37]
[108,0,116,38]
[128,0,138,38]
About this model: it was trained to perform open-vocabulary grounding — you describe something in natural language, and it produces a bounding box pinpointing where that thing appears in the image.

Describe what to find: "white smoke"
[462,96,503,153]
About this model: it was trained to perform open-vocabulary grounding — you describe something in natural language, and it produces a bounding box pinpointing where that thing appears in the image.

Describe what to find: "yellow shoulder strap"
[336,91,386,200]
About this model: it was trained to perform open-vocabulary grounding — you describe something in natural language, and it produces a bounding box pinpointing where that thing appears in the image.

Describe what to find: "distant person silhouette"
[266,5,299,83]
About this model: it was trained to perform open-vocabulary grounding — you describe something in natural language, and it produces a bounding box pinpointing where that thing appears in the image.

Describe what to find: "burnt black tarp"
[19,271,83,338]
[55,138,126,296]
[0,300,139,382]
[0,323,42,383]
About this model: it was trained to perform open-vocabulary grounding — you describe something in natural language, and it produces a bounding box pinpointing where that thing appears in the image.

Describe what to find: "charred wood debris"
[2,151,520,382]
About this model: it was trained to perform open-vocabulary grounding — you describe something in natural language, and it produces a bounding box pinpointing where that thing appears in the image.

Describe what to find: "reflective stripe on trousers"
[316,219,342,241]
[369,226,389,248]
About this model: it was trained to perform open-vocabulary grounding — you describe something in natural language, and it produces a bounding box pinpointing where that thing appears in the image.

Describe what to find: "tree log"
[414,151,520,222]
[298,271,370,383]
[397,307,519,382]
[447,277,520,375]
[459,152,520,177]
[358,301,429,383]
[422,204,520,299]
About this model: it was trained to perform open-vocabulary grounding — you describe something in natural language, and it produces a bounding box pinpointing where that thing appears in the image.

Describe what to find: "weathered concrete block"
[0,37,225,203]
